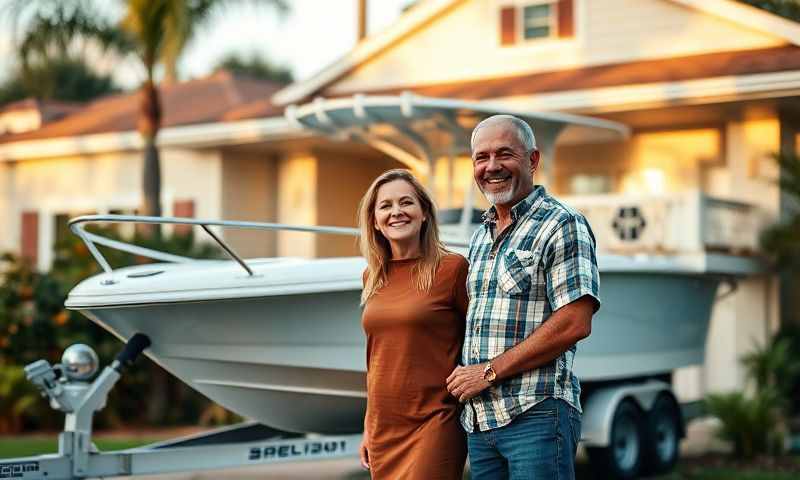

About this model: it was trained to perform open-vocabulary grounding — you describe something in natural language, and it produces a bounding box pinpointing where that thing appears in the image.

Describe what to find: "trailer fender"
[580,380,673,447]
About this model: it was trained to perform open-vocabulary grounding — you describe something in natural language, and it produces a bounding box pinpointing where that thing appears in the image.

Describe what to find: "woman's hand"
[359,420,370,469]
[358,437,370,469]
[446,363,492,402]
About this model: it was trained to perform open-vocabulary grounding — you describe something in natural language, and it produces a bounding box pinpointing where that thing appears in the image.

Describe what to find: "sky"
[0,0,411,88]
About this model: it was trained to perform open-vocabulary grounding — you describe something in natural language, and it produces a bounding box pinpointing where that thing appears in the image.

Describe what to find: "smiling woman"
[355,169,469,479]
[373,179,426,258]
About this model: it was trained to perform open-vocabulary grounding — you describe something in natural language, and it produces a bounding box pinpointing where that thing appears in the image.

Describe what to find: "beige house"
[1,0,798,400]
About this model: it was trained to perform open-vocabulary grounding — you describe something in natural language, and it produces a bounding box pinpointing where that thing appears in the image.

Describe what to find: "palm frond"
[3,0,132,70]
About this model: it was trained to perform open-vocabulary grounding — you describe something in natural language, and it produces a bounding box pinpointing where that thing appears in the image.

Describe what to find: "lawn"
[3,436,797,480]
[652,470,799,480]
[571,455,800,480]
[0,436,157,459]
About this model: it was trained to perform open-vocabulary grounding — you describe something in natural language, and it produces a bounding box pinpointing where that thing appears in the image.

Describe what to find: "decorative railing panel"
[562,192,763,255]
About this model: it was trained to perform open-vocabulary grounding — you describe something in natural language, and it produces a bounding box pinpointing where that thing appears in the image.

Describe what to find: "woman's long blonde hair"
[358,169,447,304]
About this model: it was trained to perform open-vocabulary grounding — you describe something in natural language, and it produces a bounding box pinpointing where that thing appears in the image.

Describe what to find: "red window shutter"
[558,0,574,38]
[173,199,195,235]
[500,7,517,46]
[21,211,38,266]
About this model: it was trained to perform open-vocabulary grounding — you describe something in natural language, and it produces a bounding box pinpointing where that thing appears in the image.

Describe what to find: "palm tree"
[737,0,800,21]
[3,0,287,423]
[5,0,288,226]
[0,58,121,106]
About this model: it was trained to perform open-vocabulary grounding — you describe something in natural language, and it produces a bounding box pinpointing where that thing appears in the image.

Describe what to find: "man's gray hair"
[470,114,537,153]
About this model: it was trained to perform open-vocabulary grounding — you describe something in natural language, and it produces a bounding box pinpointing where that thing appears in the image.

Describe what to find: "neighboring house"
[1,0,798,399]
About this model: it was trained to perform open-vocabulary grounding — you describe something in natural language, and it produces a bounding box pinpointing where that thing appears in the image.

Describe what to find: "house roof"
[318,45,800,100]
[0,70,284,144]
[0,98,82,121]
[272,0,800,106]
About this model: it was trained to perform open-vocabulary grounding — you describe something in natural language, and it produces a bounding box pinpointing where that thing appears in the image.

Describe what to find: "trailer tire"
[586,399,644,480]
[642,393,681,475]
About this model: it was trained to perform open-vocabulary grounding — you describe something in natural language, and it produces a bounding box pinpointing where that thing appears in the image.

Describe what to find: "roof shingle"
[0,70,284,144]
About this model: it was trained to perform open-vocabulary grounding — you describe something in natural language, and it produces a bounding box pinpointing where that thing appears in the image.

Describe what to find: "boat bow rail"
[68,214,361,281]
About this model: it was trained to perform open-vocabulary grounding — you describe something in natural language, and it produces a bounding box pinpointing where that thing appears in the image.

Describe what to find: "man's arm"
[447,213,600,402]
[492,295,593,378]
[446,295,593,402]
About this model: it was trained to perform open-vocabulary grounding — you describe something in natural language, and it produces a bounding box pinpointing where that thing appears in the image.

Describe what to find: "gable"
[320,0,792,98]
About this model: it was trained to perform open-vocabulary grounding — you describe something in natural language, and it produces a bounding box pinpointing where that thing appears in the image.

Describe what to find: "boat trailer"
[0,335,363,480]
[1,333,690,480]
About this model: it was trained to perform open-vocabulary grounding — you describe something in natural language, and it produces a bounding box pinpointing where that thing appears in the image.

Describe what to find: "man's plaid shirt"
[461,185,600,432]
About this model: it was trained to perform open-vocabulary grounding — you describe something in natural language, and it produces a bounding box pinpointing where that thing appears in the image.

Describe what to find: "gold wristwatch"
[483,362,497,384]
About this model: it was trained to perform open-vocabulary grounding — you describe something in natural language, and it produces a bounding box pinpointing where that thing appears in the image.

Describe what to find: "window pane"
[524,4,550,21]
[524,25,550,39]
[569,175,613,195]
[523,4,551,39]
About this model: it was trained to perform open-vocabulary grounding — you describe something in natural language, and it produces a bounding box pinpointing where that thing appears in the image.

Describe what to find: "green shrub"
[773,326,800,417]
[741,336,800,415]
[705,328,800,458]
[0,364,44,434]
[705,389,783,458]
[0,228,226,432]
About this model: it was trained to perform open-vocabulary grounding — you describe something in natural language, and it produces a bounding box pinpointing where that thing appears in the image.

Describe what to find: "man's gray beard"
[484,186,515,205]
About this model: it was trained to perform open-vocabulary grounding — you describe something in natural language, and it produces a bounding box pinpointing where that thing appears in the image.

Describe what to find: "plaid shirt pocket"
[498,249,539,295]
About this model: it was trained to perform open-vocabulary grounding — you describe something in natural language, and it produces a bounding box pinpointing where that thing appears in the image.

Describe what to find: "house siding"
[6,148,223,269]
[221,150,279,258]
[327,0,787,96]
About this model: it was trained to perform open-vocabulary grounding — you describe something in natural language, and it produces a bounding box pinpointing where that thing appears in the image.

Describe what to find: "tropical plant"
[214,52,293,84]
[705,389,784,458]
[0,253,73,367]
[0,58,121,106]
[0,228,224,431]
[704,327,800,458]
[0,364,43,434]
[761,152,800,326]
[4,0,288,226]
[774,325,800,416]
[741,336,800,412]
[737,0,800,21]
[48,227,224,425]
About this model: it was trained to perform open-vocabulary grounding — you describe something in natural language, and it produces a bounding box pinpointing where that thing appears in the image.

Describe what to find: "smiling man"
[446,115,600,480]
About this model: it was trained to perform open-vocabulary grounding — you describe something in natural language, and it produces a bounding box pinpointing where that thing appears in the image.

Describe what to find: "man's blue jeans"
[467,398,581,479]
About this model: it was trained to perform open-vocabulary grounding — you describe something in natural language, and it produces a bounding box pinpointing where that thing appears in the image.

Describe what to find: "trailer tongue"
[4,335,362,480]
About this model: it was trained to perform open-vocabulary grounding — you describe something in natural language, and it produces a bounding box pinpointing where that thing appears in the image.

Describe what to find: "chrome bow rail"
[68,215,360,279]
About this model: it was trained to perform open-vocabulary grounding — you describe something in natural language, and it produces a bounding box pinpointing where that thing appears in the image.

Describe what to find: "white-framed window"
[521,2,556,40]
[569,174,613,195]
[498,0,573,46]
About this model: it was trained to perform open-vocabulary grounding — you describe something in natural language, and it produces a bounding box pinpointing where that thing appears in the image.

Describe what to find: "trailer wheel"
[587,399,644,480]
[642,393,681,475]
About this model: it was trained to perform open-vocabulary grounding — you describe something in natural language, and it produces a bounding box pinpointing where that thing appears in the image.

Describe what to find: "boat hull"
[79,290,367,433]
[70,257,720,434]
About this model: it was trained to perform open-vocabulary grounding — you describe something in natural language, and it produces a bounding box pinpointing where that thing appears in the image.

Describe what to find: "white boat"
[64,213,742,435]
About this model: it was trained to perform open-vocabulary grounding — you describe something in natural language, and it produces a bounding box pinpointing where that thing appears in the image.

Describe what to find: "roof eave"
[271,0,464,107]
[669,0,800,46]
[492,70,800,114]
[0,116,302,162]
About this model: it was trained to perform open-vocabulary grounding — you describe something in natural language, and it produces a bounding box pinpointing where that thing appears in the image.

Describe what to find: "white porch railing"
[562,192,764,255]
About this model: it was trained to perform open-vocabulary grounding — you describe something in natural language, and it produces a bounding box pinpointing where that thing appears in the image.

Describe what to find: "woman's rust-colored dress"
[361,253,469,479]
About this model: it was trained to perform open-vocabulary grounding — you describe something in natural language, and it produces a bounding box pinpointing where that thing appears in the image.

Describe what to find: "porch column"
[277,152,318,258]
[532,123,563,189]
